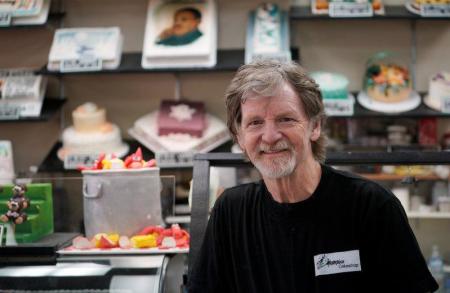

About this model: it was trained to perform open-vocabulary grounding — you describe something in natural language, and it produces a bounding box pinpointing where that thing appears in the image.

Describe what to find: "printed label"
[60,57,102,73]
[0,105,20,120]
[156,152,194,168]
[329,2,373,17]
[324,99,354,116]
[420,4,450,17]
[442,97,450,113]
[314,250,361,276]
[64,153,99,170]
[0,11,12,26]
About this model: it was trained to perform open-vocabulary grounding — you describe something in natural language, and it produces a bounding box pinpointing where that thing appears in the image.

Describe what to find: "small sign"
[0,105,20,120]
[156,152,194,168]
[60,57,102,73]
[329,2,373,17]
[0,11,11,26]
[64,153,99,170]
[442,97,450,113]
[324,99,354,116]
[420,4,450,17]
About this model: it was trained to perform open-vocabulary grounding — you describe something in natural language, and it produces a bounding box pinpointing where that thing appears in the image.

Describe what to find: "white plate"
[405,2,420,15]
[357,90,421,113]
[58,246,189,255]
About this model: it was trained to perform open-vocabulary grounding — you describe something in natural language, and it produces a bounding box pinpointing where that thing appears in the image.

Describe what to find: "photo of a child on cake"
[154,5,205,46]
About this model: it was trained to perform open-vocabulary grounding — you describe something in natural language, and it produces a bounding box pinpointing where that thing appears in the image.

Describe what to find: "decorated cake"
[310,72,349,99]
[364,59,411,103]
[130,100,229,154]
[425,72,450,112]
[157,100,206,137]
[58,103,128,160]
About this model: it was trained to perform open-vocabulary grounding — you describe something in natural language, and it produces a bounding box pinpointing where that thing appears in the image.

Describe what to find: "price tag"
[60,57,102,73]
[0,11,11,26]
[0,105,20,120]
[442,97,450,113]
[329,2,373,17]
[420,4,450,17]
[155,152,194,168]
[64,153,99,170]
[324,99,354,116]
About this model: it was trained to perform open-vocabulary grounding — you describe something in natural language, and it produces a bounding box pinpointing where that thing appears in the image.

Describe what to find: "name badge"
[314,250,361,276]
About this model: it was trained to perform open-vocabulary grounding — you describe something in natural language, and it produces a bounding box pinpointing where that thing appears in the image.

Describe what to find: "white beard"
[253,140,297,179]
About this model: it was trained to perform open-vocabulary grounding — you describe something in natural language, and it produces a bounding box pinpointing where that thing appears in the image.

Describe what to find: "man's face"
[173,11,200,36]
[237,82,320,179]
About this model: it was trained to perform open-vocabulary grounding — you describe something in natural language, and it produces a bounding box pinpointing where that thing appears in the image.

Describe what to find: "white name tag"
[155,151,194,168]
[314,250,361,276]
[64,153,99,170]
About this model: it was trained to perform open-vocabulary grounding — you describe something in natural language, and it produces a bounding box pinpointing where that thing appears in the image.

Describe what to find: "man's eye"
[248,120,263,127]
[279,117,295,123]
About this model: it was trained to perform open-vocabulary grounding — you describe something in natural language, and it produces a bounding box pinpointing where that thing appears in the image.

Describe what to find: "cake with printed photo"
[58,102,128,160]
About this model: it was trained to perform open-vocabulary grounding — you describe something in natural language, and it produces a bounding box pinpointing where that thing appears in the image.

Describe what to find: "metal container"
[82,168,162,238]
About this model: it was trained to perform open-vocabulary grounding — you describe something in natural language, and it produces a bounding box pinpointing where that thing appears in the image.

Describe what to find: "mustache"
[258,140,291,152]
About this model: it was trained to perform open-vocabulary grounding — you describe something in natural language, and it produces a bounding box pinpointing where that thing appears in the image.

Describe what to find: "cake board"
[357,91,421,113]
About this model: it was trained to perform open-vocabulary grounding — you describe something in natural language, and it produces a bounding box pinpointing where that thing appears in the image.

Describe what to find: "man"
[156,7,203,46]
[187,60,438,292]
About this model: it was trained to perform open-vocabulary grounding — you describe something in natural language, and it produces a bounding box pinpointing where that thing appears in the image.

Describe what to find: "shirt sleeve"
[367,195,439,293]
[187,202,225,293]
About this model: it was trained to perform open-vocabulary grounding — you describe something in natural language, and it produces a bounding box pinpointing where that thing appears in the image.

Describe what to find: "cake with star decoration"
[157,100,206,137]
[129,100,229,154]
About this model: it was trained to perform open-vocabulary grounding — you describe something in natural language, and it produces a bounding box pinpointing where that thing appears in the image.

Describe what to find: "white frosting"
[132,111,229,153]
[61,124,126,155]
[169,104,196,122]
[428,72,450,110]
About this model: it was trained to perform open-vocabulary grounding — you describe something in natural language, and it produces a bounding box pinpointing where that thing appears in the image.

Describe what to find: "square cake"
[157,100,206,138]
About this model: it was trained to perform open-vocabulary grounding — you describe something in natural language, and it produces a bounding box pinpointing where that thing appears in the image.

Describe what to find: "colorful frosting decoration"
[364,52,411,103]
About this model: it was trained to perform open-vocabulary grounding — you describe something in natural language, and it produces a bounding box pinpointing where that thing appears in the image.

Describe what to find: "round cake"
[310,72,349,100]
[58,103,128,159]
[425,72,450,111]
[365,63,411,103]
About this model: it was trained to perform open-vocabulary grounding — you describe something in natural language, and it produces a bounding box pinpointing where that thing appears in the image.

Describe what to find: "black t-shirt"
[188,164,438,293]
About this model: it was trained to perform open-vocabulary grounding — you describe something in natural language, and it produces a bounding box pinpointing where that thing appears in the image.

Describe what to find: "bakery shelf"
[407,212,450,219]
[37,49,300,75]
[37,139,233,173]
[0,97,66,123]
[324,92,450,118]
[359,173,444,181]
[193,151,450,166]
[290,5,450,20]
[166,212,450,222]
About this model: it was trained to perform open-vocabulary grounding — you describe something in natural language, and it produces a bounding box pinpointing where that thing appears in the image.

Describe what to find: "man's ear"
[310,120,321,142]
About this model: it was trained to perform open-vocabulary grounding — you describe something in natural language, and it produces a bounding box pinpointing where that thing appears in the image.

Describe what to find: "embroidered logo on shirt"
[314,250,361,276]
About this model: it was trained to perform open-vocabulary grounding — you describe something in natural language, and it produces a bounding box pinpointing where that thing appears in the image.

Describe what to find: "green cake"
[311,72,349,100]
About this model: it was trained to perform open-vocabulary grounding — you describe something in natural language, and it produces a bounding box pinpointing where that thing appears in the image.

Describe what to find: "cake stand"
[357,90,421,113]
